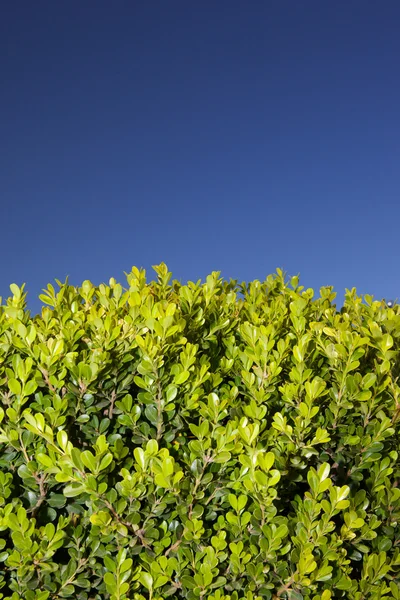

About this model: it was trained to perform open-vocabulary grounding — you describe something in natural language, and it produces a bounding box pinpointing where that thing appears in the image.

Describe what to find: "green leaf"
[47,494,66,508]
[104,572,116,591]
[381,333,393,351]
[269,469,281,486]
[8,378,21,395]
[146,439,158,456]
[228,494,238,510]
[134,447,146,469]
[181,576,197,589]
[57,430,69,452]
[10,283,21,297]
[155,473,171,488]
[104,556,116,573]
[318,463,330,482]
[154,575,169,588]
[166,385,178,403]
[174,370,190,385]
[263,451,275,471]
[139,572,153,591]
[99,453,113,471]
[337,486,350,502]
[90,511,112,526]
[362,372,376,389]
[237,494,247,511]
[24,380,38,396]
[63,483,86,498]
[275,524,288,538]
[214,451,231,463]
[36,453,54,468]
[120,558,133,574]
[80,451,97,473]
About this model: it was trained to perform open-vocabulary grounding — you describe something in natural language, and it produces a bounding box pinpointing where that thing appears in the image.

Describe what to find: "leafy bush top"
[0,264,399,600]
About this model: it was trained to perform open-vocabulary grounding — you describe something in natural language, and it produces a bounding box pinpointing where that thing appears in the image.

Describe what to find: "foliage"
[0,264,399,600]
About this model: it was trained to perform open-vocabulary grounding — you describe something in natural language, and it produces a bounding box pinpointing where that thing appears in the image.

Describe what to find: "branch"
[273,572,297,598]
[108,390,117,419]
[28,473,48,517]
[165,538,182,557]
[40,368,56,393]
[101,497,152,550]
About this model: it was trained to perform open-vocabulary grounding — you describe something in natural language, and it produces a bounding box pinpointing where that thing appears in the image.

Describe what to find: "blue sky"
[1,1,399,312]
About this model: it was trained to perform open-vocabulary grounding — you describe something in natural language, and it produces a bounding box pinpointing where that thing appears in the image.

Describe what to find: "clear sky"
[1,1,399,312]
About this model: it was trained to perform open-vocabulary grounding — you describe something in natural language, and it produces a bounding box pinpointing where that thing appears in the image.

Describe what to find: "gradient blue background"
[1,1,399,312]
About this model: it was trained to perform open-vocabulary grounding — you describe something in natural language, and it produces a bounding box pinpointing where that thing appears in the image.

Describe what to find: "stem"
[20,434,48,516]
[101,497,151,549]
[188,453,212,519]
[155,378,164,440]
[40,368,56,393]
[19,433,31,463]
[108,390,116,419]
[165,538,182,557]
[274,572,297,598]
[29,473,48,516]
[51,558,88,598]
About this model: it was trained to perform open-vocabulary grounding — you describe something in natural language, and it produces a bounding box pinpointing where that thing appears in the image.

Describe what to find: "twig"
[188,454,212,519]
[165,539,182,557]
[19,434,48,517]
[40,368,56,393]
[101,497,152,549]
[108,390,117,419]
[273,572,297,598]
[29,473,48,517]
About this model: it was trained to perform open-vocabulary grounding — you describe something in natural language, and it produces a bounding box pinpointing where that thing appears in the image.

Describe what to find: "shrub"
[0,264,399,600]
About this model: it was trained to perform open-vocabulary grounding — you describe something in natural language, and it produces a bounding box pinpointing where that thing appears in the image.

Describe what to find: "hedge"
[0,264,399,600]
